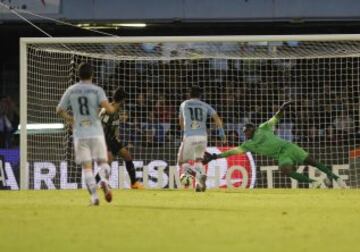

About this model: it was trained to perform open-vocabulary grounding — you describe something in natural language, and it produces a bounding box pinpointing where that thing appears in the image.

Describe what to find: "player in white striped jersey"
[96,87,144,189]
[177,85,226,192]
[56,62,115,205]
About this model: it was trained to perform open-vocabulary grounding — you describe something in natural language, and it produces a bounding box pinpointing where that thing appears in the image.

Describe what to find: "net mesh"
[25,39,360,189]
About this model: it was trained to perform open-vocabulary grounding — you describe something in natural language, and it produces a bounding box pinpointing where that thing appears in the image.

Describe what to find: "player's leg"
[95,151,113,184]
[75,138,99,205]
[194,157,207,192]
[280,145,329,188]
[304,155,347,188]
[288,143,346,188]
[192,136,208,192]
[279,151,320,188]
[83,162,100,205]
[119,147,144,189]
[177,135,208,192]
[97,160,112,203]
[304,155,338,180]
[177,140,196,188]
[280,163,317,186]
[97,160,111,182]
[92,137,112,203]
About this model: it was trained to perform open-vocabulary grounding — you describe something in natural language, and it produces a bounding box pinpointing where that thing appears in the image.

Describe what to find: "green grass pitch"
[1,189,360,252]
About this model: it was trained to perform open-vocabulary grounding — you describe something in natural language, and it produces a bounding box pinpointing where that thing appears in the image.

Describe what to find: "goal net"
[20,35,360,189]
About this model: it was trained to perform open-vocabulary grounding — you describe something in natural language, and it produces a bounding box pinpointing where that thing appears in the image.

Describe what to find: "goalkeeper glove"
[279,100,293,112]
[203,152,219,165]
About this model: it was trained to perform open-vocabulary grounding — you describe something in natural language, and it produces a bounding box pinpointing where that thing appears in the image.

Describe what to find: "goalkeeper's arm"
[203,147,245,164]
[262,101,293,128]
[274,100,293,121]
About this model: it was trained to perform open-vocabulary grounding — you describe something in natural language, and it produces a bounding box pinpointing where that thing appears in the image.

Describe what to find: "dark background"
[2,20,360,100]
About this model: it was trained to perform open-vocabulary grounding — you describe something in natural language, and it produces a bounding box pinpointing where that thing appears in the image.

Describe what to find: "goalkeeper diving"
[203,101,347,188]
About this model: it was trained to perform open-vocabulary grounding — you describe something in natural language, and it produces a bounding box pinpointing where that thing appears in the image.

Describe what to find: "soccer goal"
[20,35,360,190]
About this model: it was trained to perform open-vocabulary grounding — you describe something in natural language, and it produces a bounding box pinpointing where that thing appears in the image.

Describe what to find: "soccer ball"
[180,174,193,187]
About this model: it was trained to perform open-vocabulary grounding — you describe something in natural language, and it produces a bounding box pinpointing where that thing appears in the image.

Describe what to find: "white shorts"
[177,135,207,164]
[74,136,108,165]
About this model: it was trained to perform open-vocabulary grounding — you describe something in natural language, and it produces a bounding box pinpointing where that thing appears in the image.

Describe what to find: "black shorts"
[106,137,126,156]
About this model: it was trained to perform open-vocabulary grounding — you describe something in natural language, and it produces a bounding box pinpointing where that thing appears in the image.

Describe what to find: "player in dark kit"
[203,101,347,188]
[95,87,144,189]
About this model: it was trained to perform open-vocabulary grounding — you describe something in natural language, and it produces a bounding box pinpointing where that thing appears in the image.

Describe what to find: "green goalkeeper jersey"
[220,116,290,160]
[240,118,290,159]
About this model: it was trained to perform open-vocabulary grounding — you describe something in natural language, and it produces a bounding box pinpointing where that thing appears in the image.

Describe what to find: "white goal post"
[20,34,360,190]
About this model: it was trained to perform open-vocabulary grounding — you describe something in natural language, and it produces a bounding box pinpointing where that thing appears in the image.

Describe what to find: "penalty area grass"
[0,189,359,252]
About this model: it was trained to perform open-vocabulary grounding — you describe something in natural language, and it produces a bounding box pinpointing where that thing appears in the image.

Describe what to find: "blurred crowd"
[97,52,359,148]
[2,42,360,150]
[0,96,18,148]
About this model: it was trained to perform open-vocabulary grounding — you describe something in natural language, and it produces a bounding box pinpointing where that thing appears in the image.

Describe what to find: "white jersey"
[57,82,107,139]
[179,98,216,137]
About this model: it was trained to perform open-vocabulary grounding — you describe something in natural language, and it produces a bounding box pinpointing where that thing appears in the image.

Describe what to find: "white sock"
[194,162,205,180]
[99,163,111,182]
[91,194,99,203]
[84,169,98,197]
[182,163,195,177]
